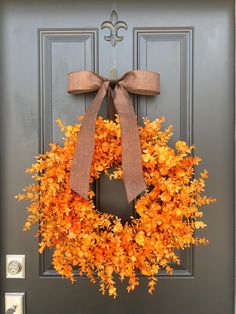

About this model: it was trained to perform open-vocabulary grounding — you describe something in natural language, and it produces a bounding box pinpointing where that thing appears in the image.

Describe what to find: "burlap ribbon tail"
[67,70,160,203]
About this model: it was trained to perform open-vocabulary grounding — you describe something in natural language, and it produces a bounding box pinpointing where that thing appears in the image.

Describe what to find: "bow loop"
[118,70,160,95]
[68,71,107,94]
[67,70,160,203]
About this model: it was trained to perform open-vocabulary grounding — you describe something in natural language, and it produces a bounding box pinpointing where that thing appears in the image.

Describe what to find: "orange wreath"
[16,115,215,297]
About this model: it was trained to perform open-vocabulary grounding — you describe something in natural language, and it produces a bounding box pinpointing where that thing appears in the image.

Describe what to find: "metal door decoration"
[101,10,128,47]
[15,11,215,298]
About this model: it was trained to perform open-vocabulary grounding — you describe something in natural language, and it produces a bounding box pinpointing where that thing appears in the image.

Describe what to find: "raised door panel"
[134,28,193,145]
[39,29,98,149]
[134,27,193,276]
[39,29,98,276]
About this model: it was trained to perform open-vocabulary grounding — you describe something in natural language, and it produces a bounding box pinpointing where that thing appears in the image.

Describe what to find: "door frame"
[234,1,236,313]
[0,1,234,312]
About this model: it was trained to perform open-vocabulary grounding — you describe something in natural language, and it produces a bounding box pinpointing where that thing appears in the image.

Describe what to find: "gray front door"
[0,0,234,313]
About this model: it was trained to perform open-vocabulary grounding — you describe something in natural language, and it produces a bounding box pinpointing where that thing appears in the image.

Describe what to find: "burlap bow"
[67,70,160,203]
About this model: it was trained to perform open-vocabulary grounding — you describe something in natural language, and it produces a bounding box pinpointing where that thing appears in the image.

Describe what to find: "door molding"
[234,1,236,313]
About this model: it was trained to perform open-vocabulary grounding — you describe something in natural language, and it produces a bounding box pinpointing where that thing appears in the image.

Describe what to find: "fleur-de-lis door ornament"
[101,10,128,47]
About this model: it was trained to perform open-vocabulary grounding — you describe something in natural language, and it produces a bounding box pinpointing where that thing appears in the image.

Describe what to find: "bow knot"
[67,70,160,203]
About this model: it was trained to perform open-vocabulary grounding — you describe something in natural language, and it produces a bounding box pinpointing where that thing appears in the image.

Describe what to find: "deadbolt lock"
[8,260,22,275]
[6,255,25,279]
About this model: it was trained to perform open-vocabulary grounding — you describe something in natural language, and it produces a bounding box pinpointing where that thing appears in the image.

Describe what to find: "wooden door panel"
[135,27,194,276]
[39,29,98,149]
[134,28,192,145]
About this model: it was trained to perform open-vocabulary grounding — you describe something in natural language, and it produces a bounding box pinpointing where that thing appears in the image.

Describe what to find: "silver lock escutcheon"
[5,293,25,314]
[6,255,25,279]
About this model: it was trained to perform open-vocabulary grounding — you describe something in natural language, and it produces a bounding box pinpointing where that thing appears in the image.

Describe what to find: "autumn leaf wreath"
[16,71,215,298]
